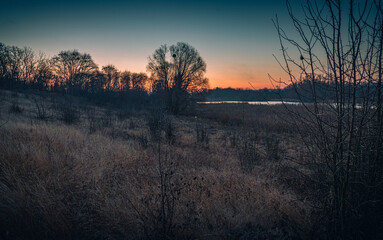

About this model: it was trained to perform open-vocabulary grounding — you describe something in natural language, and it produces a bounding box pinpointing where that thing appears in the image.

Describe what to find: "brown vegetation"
[0,90,316,239]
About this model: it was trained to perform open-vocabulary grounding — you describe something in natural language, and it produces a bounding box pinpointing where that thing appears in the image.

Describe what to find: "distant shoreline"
[197,100,302,105]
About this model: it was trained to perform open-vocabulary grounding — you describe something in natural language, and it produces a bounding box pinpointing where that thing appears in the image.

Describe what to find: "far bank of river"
[198,101,301,105]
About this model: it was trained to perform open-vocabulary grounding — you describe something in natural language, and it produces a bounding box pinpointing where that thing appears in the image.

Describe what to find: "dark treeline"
[0,42,209,113]
[0,42,151,107]
[206,85,325,102]
[2,41,373,109]
[206,88,285,102]
[207,77,371,103]
[2,41,357,107]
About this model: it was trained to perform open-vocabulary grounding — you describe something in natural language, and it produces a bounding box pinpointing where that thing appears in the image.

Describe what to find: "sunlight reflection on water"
[198,101,370,109]
[198,101,301,105]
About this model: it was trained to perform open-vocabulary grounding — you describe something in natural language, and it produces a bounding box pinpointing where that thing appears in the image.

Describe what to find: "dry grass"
[0,90,315,239]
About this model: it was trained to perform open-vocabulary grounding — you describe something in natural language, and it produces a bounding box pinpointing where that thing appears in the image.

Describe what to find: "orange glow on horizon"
[98,58,282,91]
[208,77,274,90]
[206,72,275,90]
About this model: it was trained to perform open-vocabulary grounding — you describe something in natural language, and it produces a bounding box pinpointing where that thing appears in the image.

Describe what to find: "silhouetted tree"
[19,47,37,85]
[78,72,104,94]
[52,50,98,93]
[147,42,208,114]
[33,53,53,90]
[0,43,11,89]
[273,0,383,238]
[0,43,26,89]
[0,44,40,89]
[120,71,131,91]
[102,64,120,91]
[131,72,148,91]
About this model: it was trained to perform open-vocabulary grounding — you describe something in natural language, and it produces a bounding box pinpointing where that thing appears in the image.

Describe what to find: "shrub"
[102,110,113,127]
[57,104,80,124]
[195,123,209,145]
[8,102,23,114]
[85,107,101,133]
[164,118,176,145]
[137,131,149,149]
[238,134,260,172]
[147,111,163,141]
[128,119,136,129]
[34,98,51,120]
[264,135,282,161]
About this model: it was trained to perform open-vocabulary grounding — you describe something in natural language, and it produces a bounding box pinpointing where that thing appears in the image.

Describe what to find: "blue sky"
[0,0,300,88]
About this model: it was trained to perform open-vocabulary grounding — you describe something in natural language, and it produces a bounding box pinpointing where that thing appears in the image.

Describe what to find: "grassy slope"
[0,90,314,239]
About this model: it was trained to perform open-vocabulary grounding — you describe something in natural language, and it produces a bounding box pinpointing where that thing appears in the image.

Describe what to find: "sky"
[0,0,299,89]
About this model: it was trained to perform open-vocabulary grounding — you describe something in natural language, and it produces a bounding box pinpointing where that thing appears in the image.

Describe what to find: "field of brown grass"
[0,90,318,239]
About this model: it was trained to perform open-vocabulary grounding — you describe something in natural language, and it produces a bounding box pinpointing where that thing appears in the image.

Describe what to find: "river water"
[198,101,301,105]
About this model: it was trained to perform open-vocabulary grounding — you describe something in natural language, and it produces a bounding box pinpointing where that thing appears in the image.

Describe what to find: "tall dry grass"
[0,90,314,239]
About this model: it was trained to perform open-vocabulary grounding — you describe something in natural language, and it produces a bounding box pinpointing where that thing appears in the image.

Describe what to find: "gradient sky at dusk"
[0,0,300,89]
